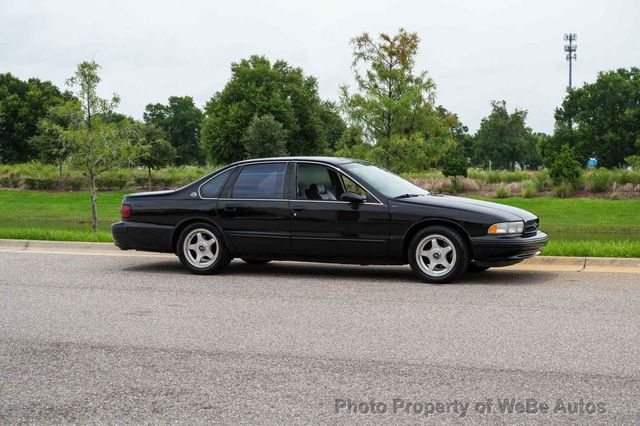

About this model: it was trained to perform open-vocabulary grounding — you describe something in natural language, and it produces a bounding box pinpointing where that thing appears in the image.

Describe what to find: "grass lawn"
[1,189,639,257]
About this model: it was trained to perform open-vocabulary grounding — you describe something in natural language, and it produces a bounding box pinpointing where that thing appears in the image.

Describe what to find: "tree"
[64,61,141,232]
[201,55,330,164]
[554,67,640,168]
[134,122,176,189]
[318,101,346,151]
[29,99,83,184]
[143,96,204,165]
[442,145,468,178]
[242,114,289,158]
[472,100,537,169]
[550,144,582,186]
[339,28,435,145]
[0,73,72,163]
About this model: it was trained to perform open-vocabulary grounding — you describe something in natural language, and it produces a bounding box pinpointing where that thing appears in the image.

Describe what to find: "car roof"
[229,156,361,166]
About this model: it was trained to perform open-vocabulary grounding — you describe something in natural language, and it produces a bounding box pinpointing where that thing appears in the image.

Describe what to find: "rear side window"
[232,163,286,199]
[200,168,233,198]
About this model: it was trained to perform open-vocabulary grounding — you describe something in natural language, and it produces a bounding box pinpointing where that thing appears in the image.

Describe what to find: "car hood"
[398,195,538,222]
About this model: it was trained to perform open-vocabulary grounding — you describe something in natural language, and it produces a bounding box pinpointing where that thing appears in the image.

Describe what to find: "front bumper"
[470,231,549,267]
[112,221,174,253]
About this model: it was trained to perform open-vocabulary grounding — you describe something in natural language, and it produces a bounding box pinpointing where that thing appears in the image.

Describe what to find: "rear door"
[217,162,291,257]
[290,162,390,259]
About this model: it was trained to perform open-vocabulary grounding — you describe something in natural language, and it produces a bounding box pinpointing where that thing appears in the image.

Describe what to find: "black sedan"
[112,157,548,283]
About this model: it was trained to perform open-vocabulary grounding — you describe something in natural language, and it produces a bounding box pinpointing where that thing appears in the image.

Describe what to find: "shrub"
[63,176,85,191]
[0,173,22,188]
[495,185,510,199]
[533,169,551,192]
[95,175,128,190]
[23,176,59,190]
[442,146,468,178]
[521,181,536,198]
[586,169,612,193]
[550,144,582,185]
[553,182,572,198]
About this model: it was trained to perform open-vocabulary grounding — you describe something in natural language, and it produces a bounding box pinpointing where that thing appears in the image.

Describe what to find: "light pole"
[564,33,577,91]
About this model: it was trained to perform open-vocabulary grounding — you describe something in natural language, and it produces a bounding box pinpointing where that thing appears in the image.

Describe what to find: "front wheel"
[177,223,231,275]
[408,226,469,284]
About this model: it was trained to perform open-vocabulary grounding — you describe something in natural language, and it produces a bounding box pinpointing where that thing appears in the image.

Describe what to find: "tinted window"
[341,174,368,201]
[200,168,233,198]
[232,163,286,199]
[297,164,339,201]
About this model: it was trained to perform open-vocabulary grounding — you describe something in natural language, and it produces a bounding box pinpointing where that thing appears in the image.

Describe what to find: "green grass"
[1,189,639,257]
[0,189,127,242]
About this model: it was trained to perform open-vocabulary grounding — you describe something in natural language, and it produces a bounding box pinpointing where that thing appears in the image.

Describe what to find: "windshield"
[342,162,430,199]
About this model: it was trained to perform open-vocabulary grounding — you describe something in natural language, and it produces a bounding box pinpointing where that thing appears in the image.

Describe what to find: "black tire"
[177,223,231,275]
[467,264,490,273]
[241,258,271,265]
[408,225,469,284]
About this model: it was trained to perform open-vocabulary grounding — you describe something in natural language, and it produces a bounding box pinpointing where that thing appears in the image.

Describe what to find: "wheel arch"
[171,216,230,254]
[402,219,474,262]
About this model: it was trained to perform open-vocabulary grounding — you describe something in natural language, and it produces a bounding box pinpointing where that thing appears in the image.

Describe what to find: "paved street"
[1,250,639,424]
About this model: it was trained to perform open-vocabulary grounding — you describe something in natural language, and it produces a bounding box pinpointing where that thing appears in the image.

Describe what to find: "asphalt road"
[1,251,639,424]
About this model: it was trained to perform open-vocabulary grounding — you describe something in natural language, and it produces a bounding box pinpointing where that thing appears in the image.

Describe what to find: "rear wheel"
[241,258,271,265]
[408,226,469,284]
[177,223,231,275]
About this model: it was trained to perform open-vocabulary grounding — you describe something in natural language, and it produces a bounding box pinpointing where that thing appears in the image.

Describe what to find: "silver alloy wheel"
[183,228,218,269]
[415,234,457,277]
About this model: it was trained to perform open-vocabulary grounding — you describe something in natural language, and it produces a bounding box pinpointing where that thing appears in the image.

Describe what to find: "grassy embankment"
[1,189,639,257]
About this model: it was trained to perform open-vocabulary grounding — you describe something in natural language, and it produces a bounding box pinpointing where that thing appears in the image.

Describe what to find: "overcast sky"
[2,0,639,133]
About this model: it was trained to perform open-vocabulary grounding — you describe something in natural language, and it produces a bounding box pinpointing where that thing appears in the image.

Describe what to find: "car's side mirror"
[340,191,365,207]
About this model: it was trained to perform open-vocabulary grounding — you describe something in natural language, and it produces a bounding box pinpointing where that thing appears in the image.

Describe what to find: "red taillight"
[121,204,132,219]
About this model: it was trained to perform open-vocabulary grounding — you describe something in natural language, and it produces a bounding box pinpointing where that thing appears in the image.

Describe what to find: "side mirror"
[340,191,365,205]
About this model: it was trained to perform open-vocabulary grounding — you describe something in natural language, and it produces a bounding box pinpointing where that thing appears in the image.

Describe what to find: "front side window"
[200,168,233,198]
[297,163,369,201]
[231,163,286,199]
[297,164,340,201]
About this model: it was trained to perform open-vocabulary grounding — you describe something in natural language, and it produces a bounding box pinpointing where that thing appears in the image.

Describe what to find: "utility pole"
[564,33,577,91]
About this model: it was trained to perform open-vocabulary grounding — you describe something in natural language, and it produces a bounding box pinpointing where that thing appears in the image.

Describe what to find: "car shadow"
[122,259,557,286]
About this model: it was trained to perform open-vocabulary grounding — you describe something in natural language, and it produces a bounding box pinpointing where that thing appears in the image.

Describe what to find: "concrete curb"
[1,239,639,273]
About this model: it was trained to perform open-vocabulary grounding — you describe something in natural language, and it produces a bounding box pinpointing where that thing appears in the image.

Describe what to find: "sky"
[1,0,639,134]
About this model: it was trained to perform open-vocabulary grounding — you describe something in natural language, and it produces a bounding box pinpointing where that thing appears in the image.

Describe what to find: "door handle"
[223,205,238,212]
[293,206,305,211]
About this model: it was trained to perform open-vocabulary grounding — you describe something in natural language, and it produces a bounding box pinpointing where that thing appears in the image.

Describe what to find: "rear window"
[200,168,233,198]
[231,163,286,199]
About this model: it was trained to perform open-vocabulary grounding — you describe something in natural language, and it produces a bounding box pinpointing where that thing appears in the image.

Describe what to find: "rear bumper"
[112,221,174,253]
[471,231,549,267]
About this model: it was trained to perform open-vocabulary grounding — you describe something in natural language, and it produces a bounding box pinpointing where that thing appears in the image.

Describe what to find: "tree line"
[2,28,640,185]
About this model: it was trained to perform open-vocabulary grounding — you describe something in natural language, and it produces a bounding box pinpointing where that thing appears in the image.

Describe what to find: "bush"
[553,182,572,198]
[442,146,468,178]
[0,173,22,188]
[533,170,551,192]
[63,176,85,191]
[95,175,128,190]
[586,169,612,193]
[23,176,60,190]
[495,185,510,199]
[521,181,536,198]
[550,144,582,185]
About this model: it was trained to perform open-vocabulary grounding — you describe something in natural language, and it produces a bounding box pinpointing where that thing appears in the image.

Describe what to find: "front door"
[217,162,291,257]
[290,162,389,259]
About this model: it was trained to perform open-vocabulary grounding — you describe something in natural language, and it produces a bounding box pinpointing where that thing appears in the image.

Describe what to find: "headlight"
[487,221,524,235]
